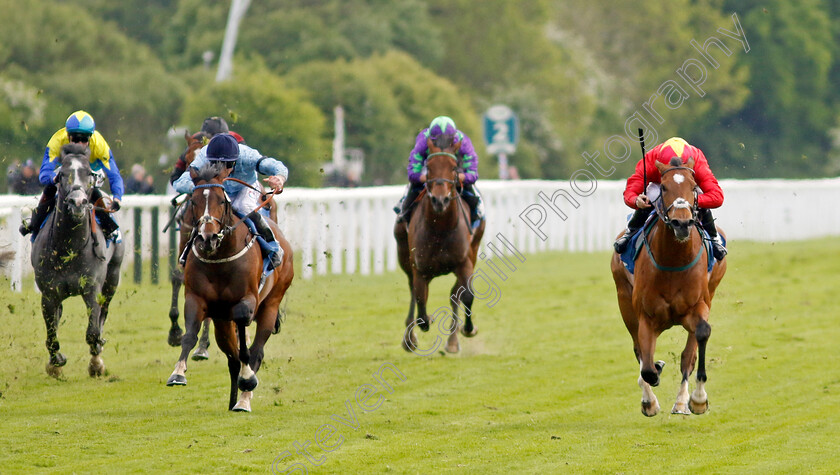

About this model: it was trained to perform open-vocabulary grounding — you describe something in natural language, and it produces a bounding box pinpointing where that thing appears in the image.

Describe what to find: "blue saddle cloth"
[619,214,724,274]
[31,211,121,246]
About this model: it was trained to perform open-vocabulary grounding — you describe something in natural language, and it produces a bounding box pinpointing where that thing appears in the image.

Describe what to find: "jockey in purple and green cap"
[395,116,484,227]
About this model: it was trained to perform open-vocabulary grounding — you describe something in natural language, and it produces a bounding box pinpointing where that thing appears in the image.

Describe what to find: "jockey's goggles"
[69,132,91,144]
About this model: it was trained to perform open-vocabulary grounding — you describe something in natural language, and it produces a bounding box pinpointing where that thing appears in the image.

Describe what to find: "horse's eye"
[660,185,667,194]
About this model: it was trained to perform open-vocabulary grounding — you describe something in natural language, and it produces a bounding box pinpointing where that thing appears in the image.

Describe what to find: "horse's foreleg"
[690,319,711,415]
[454,263,477,339]
[42,296,66,377]
[167,294,204,386]
[81,290,106,378]
[672,333,698,415]
[412,274,430,332]
[444,282,463,353]
[232,298,258,392]
[168,266,184,347]
[191,320,211,361]
[637,316,665,416]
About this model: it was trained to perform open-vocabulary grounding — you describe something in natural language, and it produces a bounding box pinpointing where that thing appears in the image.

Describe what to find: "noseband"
[655,166,698,228]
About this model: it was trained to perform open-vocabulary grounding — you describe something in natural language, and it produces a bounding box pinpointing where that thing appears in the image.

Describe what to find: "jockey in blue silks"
[173,133,288,270]
[394,116,484,227]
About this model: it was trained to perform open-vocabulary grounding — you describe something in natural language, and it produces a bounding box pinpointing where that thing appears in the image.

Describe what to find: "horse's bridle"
[192,183,234,240]
[654,166,699,228]
[424,152,462,196]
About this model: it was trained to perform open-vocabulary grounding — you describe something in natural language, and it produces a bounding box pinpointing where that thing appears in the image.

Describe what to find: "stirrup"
[19,220,32,236]
[613,229,634,253]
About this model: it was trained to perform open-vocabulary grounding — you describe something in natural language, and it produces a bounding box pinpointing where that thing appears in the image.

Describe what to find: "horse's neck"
[51,206,92,251]
[650,220,702,265]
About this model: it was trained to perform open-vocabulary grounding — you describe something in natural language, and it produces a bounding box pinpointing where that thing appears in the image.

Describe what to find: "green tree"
[180,68,328,187]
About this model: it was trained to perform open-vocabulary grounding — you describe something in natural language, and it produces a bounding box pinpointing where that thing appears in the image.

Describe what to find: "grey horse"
[30,143,125,378]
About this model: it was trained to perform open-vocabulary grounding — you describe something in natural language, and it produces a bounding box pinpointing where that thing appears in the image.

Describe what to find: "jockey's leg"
[247,211,284,270]
[397,183,423,223]
[614,207,654,253]
[460,184,484,227]
[90,188,120,240]
[20,183,57,237]
[698,208,727,260]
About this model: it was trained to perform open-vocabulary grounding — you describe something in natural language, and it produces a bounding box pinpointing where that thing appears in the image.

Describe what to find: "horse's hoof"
[641,400,660,417]
[45,363,63,379]
[671,403,690,415]
[402,331,418,352]
[689,398,709,415]
[445,341,460,353]
[166,374,187,386]
[460,326,478,338]
[88,356,105,377]
[238,374,259,392]
[191,348,210,361]
[417,318,430,333]
[50,353,67,367]
[167,328,183,347]
[231,403,252,412]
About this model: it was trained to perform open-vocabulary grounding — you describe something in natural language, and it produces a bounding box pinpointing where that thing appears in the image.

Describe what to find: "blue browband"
[194,183,225,190]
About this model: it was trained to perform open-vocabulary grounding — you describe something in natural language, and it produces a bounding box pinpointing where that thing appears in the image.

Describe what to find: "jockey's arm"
[458,136,479,185]
[99,151,125,201]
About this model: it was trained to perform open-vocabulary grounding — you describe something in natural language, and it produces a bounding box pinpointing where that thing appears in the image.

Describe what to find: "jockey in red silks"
[614,136,727,260]
[394,116,484,228]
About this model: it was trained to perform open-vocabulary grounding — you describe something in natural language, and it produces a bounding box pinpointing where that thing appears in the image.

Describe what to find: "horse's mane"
[431,133,456,151]
[194,162,225,184]
[60,143,91,163]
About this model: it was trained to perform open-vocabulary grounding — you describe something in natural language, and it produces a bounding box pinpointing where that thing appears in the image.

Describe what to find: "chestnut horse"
[165,163,294,412]
[166,131,280,359]
[395,134,485,354]
[610,158,726,416]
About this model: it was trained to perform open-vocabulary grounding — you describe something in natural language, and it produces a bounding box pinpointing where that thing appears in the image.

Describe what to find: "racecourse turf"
[0,238,838,473]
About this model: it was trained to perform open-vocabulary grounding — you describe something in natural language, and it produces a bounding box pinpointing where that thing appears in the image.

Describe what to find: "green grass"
[0,239,838,473]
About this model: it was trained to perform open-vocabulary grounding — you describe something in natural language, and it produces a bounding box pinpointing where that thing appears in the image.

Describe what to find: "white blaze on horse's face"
[673,173,685,184]
[199,188,212,235]
[65,160,89,212]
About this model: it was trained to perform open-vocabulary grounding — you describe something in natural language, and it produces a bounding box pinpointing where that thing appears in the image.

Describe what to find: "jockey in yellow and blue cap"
[20,110,124,240]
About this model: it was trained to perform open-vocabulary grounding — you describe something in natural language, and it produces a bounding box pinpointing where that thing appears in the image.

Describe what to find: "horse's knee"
[232,301,254,324]
[696,320,711,343]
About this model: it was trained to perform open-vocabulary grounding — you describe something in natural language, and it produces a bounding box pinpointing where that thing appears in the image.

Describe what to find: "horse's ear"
[426,137,434,151]
[189,167,198,180]
[685,158,695,169]
[184,130,191,141]
[655,160,668,173]
[454,140,463,153]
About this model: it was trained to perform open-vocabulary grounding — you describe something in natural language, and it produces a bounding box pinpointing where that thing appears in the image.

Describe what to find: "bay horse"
[166,162,294,412]
[610,158,727,416]
[394,134,485,354]
[166,131,281,358]
[31,143,125,377]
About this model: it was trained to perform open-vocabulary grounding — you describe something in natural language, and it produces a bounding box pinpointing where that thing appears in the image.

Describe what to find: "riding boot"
[699,208,727,260]
[396,184,423,223]
[91,188,120,241]
[614,207,654,253]
[20,184,57,237]
[248,211,284,270]
[460,184,484,228]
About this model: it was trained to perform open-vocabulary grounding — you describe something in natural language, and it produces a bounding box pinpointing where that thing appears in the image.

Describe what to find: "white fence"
[2,178,839,290]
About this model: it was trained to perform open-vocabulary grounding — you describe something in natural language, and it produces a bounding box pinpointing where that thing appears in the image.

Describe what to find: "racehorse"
[394,133,485,354]
[167,131,213,358]
[167,131,281,358]
[31,143,124,377]
[610,157,727,416]
[166,162,293,412]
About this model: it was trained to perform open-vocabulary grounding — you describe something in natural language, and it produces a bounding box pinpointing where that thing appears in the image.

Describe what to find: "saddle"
[618,214,722,274]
